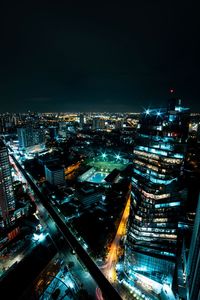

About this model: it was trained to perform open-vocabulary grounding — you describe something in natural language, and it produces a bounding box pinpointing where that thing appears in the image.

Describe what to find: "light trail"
[65,161,81,175]
[96,287,105,300]
[101,193,131,283]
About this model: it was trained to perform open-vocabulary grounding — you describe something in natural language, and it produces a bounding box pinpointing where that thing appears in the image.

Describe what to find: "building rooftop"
[105,168,120,183]
[45,164,64,172]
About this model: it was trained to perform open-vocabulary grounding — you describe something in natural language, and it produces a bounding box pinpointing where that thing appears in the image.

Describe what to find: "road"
[8,150,97,298]
[101,194,131,283]
[10,151,122,300]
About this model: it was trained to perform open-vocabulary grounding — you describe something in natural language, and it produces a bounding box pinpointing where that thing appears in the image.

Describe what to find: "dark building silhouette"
[0,139,15,227]
[186,193,200,300]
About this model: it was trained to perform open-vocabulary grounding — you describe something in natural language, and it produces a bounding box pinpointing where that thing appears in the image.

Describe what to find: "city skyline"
[0,99,199,299]
[0,2,200,299]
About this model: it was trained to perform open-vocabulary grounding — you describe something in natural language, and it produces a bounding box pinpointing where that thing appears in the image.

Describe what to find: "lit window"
[135,215,142,222]
[141,190,170,200]
[155,202,180,208]
[153,218,168,222]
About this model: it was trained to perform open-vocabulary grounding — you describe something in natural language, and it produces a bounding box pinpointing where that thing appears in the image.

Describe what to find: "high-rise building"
[92,118,105,130]
[0,113,20,134]
[34,127,45,145]
[45,164,65,186]
[0,139,15,227]
[17,126,45,149]
[186,193,200,300]
[48,126,58,140]
[124,98,190,289]
[58,122,67,138]
[79,113,85,127]
[115,119,124,129]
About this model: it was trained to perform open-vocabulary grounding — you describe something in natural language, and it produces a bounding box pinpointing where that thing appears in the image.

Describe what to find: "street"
[101,194,131,283]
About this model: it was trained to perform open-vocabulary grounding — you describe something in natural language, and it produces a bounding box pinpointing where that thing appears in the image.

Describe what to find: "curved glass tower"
[124,98,190,288]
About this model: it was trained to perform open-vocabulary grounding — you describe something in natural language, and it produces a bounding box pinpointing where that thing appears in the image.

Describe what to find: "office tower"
[124,98,190,288]
[45,165,65,186]
[92,118,105,130]
[0,113,20,134]
[0,139,15,227]
[115,119,124,129]
[17,126,34,148]
[49,126,58,140]
[186,193,200,300]
[58,122,67,138]
[34,127,45,145]
[17,126,45,149]
[0,116,4,133]
[79,113,85,127]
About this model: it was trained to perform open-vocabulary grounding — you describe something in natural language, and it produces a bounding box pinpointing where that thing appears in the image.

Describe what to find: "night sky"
[0,1,200,112]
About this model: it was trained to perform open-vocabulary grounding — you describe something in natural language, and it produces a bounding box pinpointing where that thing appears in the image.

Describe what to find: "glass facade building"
[124,98,190,287]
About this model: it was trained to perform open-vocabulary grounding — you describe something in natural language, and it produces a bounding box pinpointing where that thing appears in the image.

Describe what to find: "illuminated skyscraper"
[186,193,200,300]
[0,139,15,227]
[17,126,34,148]
[124,98,190,289]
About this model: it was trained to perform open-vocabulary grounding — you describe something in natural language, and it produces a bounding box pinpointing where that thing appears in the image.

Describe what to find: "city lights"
[32,233,46,242]
[102,153,107,159]
[115,154,121,160]
[157,111,161,116]
[0,2,199,299]
[0,97,199,300]
[124,99,192,298]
